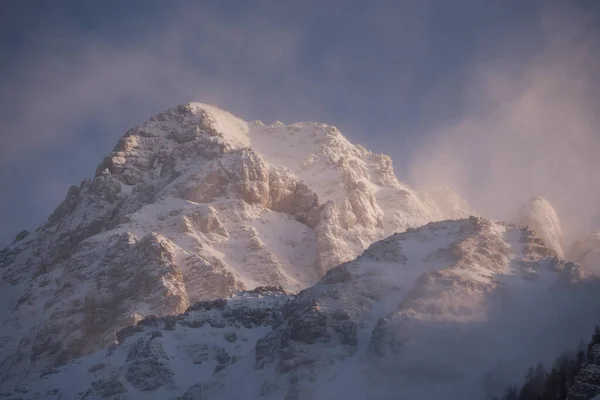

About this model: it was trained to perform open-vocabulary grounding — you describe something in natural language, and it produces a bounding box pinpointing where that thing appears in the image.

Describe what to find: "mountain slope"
[0,103,472,384]
[5,217,600,400]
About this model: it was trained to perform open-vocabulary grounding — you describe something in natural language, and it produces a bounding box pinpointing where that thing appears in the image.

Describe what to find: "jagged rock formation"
[0,103,473,386]
[5,217,600,400]
[513,196,564,258]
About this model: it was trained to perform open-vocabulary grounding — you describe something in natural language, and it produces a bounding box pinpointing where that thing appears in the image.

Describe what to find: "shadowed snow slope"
[5,217,600,400]
[0,103,473,386]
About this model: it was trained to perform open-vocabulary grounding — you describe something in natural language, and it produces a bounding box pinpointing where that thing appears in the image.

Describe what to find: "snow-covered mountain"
[3,103,600,400]
[4,217,600,400]
[0,103,472,387]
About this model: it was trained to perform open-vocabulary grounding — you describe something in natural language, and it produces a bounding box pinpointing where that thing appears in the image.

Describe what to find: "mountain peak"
[0,103,473,384]
[513,196,563,258]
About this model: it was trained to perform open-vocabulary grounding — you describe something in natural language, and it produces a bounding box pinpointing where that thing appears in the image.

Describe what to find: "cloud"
[1,1,598,249]
[0,1,438,246]
[0,4,308,165]
[409,6,600,243]
[0,3,311,246]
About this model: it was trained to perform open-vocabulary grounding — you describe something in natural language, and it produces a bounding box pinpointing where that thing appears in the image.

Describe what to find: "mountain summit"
[513,196,564,258]
[0,103,471,385]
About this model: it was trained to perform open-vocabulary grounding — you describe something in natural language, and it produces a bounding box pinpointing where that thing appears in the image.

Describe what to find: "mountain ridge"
[4,217,600,399]
[0,102,472,387]
[2,103,600,399]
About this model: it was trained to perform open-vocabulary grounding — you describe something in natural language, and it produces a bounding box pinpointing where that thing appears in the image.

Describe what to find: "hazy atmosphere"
[1,0,599,247]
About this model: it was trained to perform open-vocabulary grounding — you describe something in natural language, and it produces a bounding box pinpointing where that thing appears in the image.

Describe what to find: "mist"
[0,2,312,247]
[0,1,598,248]
[409,9,600,244]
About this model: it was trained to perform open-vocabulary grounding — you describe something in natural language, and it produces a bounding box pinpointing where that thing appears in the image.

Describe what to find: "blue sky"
[0,0,599,247]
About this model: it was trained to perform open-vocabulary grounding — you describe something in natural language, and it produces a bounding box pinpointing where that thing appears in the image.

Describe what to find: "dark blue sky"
[1,0,599,247]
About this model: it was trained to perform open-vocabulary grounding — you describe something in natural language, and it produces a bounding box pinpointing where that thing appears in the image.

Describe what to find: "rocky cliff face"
[0,103,472,386]
[4,217,600,400]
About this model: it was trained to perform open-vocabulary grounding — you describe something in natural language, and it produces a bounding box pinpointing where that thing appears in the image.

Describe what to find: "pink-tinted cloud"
[409,8,600,243]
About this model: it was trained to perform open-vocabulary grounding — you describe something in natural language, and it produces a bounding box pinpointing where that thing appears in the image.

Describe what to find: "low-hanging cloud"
[409,8,600,244]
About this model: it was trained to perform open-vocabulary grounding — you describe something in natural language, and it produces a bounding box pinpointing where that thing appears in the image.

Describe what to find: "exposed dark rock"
[12,231,29,244]
[85,373,126,399]
[176,383,203,400]
[124,337,174,391]
[224,332,238,343]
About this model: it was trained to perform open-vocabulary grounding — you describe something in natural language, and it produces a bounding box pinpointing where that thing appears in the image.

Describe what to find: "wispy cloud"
[0,4,307,165]
[0,1,598,248]
[0,3,311,245]
[409,7,600,242]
